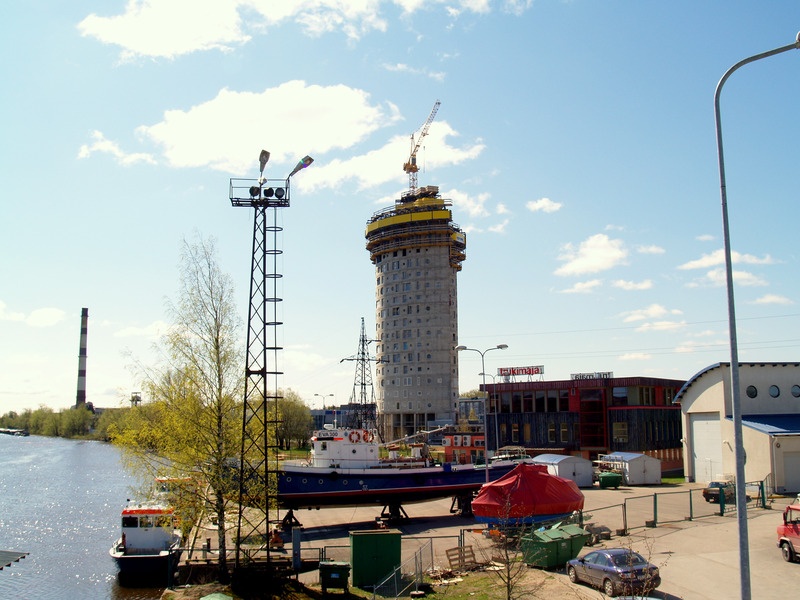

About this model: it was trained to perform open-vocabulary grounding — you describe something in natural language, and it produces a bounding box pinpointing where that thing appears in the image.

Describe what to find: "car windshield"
[611,552,647,567]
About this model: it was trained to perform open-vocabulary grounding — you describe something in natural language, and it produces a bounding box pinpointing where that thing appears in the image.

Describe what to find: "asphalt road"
[287,481,800,599]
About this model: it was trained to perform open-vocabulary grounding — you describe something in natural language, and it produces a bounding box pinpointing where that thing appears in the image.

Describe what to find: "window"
[770,385,781,398]
[793,385,800,398]
[746,385,757,398]
[511,423,519,443]
[560,423,569,443]
[612,422,628,443]
[548,422,556,443]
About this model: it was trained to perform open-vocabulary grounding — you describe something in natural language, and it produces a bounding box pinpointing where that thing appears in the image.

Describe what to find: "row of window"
[745,384,800,398]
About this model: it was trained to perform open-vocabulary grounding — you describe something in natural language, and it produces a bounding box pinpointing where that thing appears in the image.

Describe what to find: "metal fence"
[371,539,433,600]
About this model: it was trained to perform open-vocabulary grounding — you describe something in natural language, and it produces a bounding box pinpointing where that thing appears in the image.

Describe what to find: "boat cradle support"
[450,493,474,517]
[380,503,409,521]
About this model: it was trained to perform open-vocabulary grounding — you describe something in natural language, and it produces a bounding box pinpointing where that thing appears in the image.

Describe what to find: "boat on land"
[109,498,182,586]
[471,462,585,526]
[277,424,526,525]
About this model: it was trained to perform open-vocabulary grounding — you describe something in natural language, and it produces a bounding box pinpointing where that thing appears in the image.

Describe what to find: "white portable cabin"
[598,452,662,485]
[532,453,594,488]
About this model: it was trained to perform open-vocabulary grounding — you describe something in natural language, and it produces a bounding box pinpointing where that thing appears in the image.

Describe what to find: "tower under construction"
[365,185,466,442]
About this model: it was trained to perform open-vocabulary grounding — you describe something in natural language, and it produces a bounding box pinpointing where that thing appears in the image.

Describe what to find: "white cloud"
[77,0,527,60]
[677,249,775,270]
[526,197,561,213]
[78,130,157,166]
[696,234,715,242]
[114,320,170,339]
[704,268,768,287]
[448,188,491,219]
[496,203,510,215]
[752,294,793,305]
[619,352,651,361]
[382,63,446,81]
[612,279,653,291]
[488,219,509,234]
[0,302,65,327]
[620,303,682,323]
[635,320,686,333]
[636,244,665,255]
[555,234,627,276]
[560,279,602,294]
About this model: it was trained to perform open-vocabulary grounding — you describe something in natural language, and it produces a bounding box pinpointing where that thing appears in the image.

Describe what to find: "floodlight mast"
[230,150,313,571]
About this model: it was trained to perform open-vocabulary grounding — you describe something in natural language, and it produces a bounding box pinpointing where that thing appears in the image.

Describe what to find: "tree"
[112,234,243,583]
[275,389,313,450]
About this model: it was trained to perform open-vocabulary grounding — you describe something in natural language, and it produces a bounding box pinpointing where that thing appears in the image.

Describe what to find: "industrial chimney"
[75,308,88,408]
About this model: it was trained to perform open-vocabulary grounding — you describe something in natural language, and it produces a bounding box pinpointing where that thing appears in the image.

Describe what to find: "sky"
[2,1,800,416]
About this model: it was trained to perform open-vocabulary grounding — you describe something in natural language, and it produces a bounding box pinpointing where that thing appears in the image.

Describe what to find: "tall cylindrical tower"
[75,307,88,408]
[365,186,466,442]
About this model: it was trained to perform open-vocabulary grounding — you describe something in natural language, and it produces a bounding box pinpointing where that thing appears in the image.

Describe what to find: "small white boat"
[109,499,182,585]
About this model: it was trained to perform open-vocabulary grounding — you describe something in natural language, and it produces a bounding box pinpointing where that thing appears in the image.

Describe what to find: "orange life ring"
[363,430,374,443]
[349,430,361,443]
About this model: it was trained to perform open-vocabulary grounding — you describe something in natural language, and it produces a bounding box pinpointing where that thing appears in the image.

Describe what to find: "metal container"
[319,561,351,593]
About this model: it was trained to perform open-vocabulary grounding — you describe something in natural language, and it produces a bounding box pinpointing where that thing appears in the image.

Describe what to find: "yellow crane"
[403,100,440,194]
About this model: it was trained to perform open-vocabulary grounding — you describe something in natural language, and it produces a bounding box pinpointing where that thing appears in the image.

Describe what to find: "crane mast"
[403,100,440,193]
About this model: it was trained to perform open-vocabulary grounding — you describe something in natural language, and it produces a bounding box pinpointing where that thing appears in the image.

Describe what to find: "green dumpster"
[319,561,351,593]
[520,524,591,568]
[349,529,401,588]
[598,471,623,489]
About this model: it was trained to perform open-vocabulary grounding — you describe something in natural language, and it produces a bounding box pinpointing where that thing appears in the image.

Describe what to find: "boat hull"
[110,539,182,586]
[278,462,520,509]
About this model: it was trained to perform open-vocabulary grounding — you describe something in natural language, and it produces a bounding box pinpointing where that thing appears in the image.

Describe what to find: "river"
[0,434,164,599]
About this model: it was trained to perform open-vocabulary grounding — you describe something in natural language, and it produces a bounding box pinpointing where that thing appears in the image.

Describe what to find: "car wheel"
[781,541,795,563]
[603,578,616,597]
[568,566,579,583]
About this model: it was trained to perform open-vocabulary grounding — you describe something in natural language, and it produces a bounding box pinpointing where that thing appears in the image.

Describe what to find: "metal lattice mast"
[229,151,313,569]
[341,317,379,432]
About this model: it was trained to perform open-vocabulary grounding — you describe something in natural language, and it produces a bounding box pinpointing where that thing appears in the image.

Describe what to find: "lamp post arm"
[713,33,800,600]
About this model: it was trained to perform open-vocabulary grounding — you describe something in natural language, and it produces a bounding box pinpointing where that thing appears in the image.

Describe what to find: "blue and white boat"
[278,424,525,523]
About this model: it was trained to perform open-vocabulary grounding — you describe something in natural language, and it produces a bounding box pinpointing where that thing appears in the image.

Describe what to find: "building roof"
[673,362,800,405]
[737,414,800,436]
[601,452,658,462]
[0,550,28,570]
[531,453,589,464]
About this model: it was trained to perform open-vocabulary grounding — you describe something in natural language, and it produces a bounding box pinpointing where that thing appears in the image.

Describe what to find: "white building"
[675,362,800,493]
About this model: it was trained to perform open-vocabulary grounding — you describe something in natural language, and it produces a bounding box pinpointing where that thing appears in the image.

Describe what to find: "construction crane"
[403,100,440,194]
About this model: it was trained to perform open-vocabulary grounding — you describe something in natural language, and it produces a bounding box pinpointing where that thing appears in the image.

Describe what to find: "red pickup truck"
[777,502,800,562]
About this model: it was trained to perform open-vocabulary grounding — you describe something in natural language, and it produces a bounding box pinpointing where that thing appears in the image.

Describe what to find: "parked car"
[702,480,735,503]
[567,548,661,597]
[777,502,800,562]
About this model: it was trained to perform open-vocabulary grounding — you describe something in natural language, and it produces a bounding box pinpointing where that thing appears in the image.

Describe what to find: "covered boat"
[471,462,585,526]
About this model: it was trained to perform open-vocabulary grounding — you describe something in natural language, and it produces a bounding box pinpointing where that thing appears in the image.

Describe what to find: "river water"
[0,434,164,599]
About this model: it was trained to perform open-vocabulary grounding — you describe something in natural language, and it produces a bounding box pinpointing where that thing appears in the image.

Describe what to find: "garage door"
[781,451,800,493]
[690,413,722,483]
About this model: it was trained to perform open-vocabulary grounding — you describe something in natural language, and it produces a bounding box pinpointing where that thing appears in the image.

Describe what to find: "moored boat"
[278,424,527,523]
[109,499,182,586]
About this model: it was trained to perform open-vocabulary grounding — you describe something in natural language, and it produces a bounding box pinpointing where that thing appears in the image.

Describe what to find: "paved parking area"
[287,482,800,599]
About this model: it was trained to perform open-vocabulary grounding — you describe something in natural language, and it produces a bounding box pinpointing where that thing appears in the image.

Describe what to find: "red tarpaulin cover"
[472,462,585,523]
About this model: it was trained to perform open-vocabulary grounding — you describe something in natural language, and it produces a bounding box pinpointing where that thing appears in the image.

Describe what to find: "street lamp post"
[714,33,800,600]
[314,393,334,410]
[455,344,508,480]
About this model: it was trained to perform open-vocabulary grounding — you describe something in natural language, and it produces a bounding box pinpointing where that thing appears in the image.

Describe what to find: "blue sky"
[2,1,800,415]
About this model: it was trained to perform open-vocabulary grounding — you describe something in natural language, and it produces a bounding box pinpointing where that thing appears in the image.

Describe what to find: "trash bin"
[598,471,623,489]
[319,561,351,593]
[520,524,590,568]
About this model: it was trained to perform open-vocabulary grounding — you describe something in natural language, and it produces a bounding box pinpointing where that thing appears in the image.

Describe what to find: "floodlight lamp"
[288,155,314,178]
[274,188,285,199]
[259,150,270,175]
[249,186,260,198]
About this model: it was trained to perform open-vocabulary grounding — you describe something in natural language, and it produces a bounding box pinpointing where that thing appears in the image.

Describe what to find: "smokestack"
[75,308,88,408]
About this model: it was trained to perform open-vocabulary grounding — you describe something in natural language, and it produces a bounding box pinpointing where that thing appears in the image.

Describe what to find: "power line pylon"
[340,317,380,436]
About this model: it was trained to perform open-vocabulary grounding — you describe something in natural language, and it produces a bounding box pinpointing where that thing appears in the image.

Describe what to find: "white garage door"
[781,451,800,493]
[690,412,722,483]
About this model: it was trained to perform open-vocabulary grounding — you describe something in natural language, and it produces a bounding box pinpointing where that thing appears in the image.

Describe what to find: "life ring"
[363,430,374,443]
[349,430,361,443]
